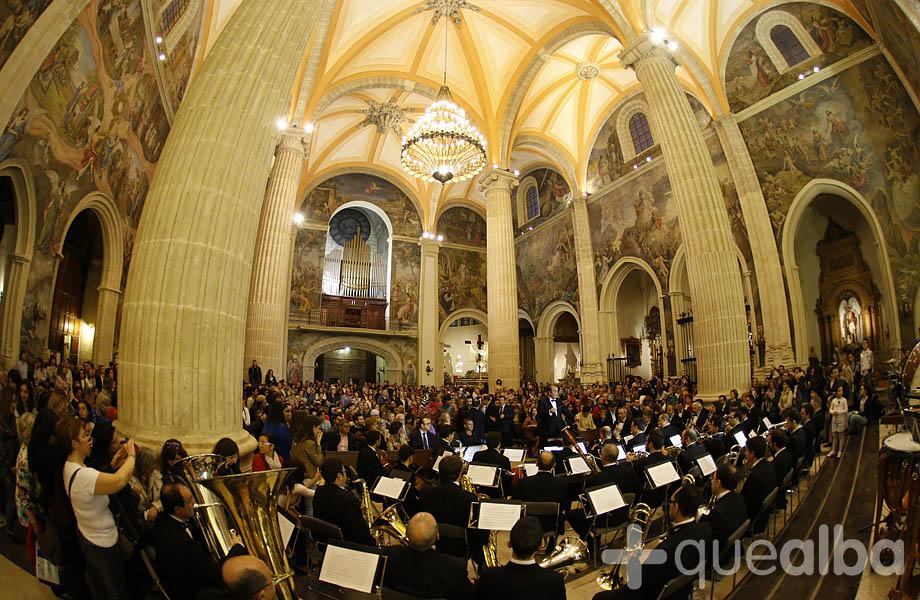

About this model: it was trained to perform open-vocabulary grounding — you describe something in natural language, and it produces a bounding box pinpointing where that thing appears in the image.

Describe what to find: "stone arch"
[0,159,35,367]
[754,10,823,74]
[616,99,659,162]
[518,309,535,335]
[439,308,488,338]
[301,336,405,383]
[535,300,581,383]
[59,191,125,364]
[599,257,668,376]
[435,200,485,225]
[510,134,578,192]
[783,178,900,361]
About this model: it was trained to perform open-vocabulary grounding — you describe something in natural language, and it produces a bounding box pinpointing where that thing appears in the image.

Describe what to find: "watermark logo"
[601,524,904,590]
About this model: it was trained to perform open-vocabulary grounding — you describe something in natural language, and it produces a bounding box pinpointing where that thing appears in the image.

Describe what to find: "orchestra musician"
[593,483,711,600]
[702,419,728,459]
[739,437,776,534]
[312,457,376,546]
[566,444,638,542]
[676,428,707,476]
[389,444,423,516]
[768,428,793,510]
[698,464,746,568]
[476,516,566,600]
[783,409,807,466]
[591,426,617,455]
[419,455,479,560]
[625,419,648,451]
[434,424,458,458]
[512,452,568,538]
[356,429,387,485]
[631,431,670,508]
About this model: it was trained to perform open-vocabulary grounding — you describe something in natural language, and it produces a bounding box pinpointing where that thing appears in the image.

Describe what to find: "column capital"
[9,253,30,265]
[714,113,739,128]
[276,127,310,156]
[419,237,440,255]
[477,168,519,195]
[618,33,679,72]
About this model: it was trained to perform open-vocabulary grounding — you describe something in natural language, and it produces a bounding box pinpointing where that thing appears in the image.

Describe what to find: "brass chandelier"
[401,17,486,184]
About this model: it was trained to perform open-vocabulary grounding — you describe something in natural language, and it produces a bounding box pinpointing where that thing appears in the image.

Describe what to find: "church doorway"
[49,210,103,364]
[519,316,535,384]
[441,314,487,383]
[314,347,383,384]
[553,311,580,381]
[0,177,16,353]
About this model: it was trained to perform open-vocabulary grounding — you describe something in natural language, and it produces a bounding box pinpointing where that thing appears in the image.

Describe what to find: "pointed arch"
[0,159,36,367]
[300,335,406,383]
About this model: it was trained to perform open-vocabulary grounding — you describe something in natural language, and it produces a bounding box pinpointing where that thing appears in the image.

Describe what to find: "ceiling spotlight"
[303,122,314,133]
[813,66,820,73]
[293,212,304,224]
[514,170,520,176]
[276,118,287,130]
[437,234,444,241]
[668,41,679,52]
[633,164,639,170]
[158,53,166,61]
[154,36,163,44]
[651,28,666,43]
[582,191,587,197]
[646,156,652,162]
[344,346,350,352]
[492,163,499,169]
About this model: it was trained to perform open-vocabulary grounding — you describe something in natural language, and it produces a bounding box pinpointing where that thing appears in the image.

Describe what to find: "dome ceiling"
[202,0,875,228]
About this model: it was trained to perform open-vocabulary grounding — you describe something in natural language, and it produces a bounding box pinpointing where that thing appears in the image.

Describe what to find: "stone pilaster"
[0,255,29,368]
[620,35,750,399]
[92,285,121,365]
[478,168,520,391]
[715,115,795,366]
[534,336,555,384]
[117,0,320,455]
[570,195,603,382]
[418,237,440,386]
[244,128,308,379]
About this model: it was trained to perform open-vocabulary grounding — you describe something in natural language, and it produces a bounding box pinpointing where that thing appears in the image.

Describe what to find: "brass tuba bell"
[371,504,410,545]
[197,468,298,600]
[170,454,235,558]
[539,536,589,571]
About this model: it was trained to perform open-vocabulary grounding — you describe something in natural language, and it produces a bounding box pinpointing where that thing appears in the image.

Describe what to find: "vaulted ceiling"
[201,0,875,228]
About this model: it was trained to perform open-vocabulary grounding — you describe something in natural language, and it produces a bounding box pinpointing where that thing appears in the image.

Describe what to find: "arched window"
[161,0,190,34]
[629,113,654,154]
[769,25,810,67]
[525,185,540,220]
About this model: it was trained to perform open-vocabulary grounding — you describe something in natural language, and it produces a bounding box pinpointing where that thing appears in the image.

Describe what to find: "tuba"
[460,474,499,567]
[596,503,652,590]
[197,468,298,600]
[540,536,589,571]
[371,504,410,546]
[354,478,378,534]
[171,454,235,558]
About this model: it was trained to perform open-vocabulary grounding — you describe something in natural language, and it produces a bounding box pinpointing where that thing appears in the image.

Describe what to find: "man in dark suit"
[593,483,711,600]
[477,516,566,600]
[676,427,708,476]
[632,431,670,507]
[409,416,436,450]
[740,436,776,534]
[625,419,648,452]
[322,418,359,452]
[783,409,807,464]
[566,444,637,540]
[381,512,474,600]
[486,395,514,445]
[196,555,276,600]
[769,428,794,510]
[512,452,568,535]
[699,464,747,557]
[357,430,387,486]
[801,404,817,467]
[472,431,512,497]
[419,455,479,559]
[434,424,458,458]
[313,457,376,545]
[458,417,484,447]
[248,360,262,386]
[656,414,679,444]
[150,483,247,600]
[538,385,568,440]
[702,419,727,459]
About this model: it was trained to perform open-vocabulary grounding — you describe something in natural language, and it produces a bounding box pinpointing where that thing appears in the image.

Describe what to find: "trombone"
[596,503,653,590]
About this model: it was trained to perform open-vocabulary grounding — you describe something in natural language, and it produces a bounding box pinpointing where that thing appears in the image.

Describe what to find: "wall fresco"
[724,3,871,112]
[512,167,571,230]
[390,240,420,327]
[437,206,485,247]
[438,246,486,323]
[289,228,325,315]
[515,216,578,321]
[0,0,52,71]
[871,0,920,105]
[151,0,204,109]
[300,173,422,237]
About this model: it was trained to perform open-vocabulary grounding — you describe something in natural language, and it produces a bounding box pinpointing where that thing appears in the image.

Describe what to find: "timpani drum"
[880,432,920,514]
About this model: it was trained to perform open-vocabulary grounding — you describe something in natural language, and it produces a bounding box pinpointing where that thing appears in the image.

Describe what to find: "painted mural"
[0,0,52,70]
[287,329,418,384]
[438,246,486,323]
[437,206,485,247]
[871,0,920,106]
[289,228,325,315]
[5,0,177,357]
[724,3,872,113]
[151,0,203,110]
[512,168,571,230]
[391,240,420,327]
[515,216,578,321]
[301,173,422,237]
[738,56,920,340]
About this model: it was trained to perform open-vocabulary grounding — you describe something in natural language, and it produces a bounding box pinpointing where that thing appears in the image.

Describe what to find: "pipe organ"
[322,229,387,299]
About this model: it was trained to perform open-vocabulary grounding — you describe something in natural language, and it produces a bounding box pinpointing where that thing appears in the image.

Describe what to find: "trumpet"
[596,503,652,590]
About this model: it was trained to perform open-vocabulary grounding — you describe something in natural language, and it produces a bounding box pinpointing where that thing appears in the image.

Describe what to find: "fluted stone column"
[620,35,750,399]
[244,128,308,378]
[0,255,29,368]
[92,285,120,365]
[715,115,795,366]
[117,0,320,454]
[418,238,439,386]
[534,336,554,384]
[570,195,603,382]
[478,169,520,391]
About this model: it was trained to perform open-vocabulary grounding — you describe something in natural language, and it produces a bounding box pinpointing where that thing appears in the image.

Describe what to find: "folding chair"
[709,518,750,596]
[522,501,561,551]
[749,488,778,540]
[436,522,468,561]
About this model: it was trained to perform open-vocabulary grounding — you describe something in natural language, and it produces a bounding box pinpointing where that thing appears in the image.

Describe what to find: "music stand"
[466,463,501,488]
[372,476,410,502]
[695,454,717,477]
[564,456,592,476]
[461,445,487,462]
[313,539,387,600]
[580,482,626,517]
[468,500,525,531]
[645,461,680,490]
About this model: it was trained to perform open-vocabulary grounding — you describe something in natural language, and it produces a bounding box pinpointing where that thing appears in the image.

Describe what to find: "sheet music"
[467,464,497,487]
[733,431,748,447]
[278,513,295,548]
[503,448,525,463]
[587,484,626,515]
[697,454,717,476]
[762,417,772,429]
[670,435,682,448]
[462,445,485,462]
[568,456,590,475]
[319,544,380,593]
[623,434,634,443]
[616,445,627,461]
[478,502,522,531]
[543,445,564,452]
[577,442,589,454]
[633,444,647,454]
[523,463,538,476]
[373,476,407,499]
[647,461,680,488]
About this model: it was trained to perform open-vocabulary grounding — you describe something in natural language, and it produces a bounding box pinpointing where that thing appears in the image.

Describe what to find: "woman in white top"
[59,415,135,599]
[827,386,849,459]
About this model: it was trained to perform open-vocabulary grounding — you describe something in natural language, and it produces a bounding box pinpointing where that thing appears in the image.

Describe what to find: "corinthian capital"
[618,33,680,72]
[476,167,519,195]
[276,127,310,156]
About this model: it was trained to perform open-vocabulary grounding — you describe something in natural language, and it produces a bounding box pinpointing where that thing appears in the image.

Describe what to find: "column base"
[579,362,605,383]
[116,421,257,458]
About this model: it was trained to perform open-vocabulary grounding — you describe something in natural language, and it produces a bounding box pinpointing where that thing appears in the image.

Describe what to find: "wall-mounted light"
[155,36,163,44]
[276,118,287,130]
[158,53,166,61]
[293,212,304,225]
[303,122,314,133]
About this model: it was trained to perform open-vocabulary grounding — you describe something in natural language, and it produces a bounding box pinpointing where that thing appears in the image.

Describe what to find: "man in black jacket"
[593,483,711,600]
[485,394,515,446]
[151,483,247,600]
[248,360,262,386]
[566,444,637,539]
[512,452,568,536]
[382,512,474,600]
[409,416,436,450]
[357,430,387,486]
[769,428,794,510]
[676,427,707,476]
[740,436,776,534]
[477,516,566,600]
[700,464,747,565]
[472,432,512,497]
[419,455,479,559]
[313,458,376,546]
[537,386,569,440]
[322,418,359,452]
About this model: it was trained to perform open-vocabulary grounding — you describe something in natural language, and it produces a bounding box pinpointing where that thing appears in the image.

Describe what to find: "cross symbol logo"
[600,524,667,589]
